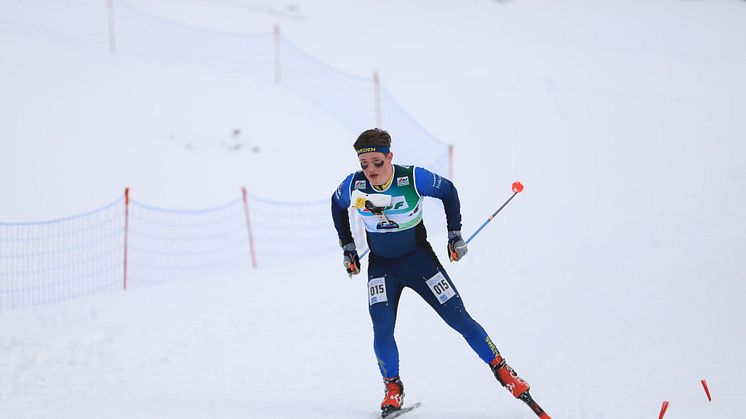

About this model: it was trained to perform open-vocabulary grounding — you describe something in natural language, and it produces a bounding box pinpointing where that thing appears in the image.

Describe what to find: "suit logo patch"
[396,177,410,187]
[354,180,367,190]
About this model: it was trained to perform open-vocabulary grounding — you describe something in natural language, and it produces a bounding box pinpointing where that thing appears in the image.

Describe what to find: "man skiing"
[330,128,533,418]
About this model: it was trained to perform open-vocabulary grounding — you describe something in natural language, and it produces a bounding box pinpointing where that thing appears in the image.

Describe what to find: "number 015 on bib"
[426,271,456,304]
[368,277,388,306]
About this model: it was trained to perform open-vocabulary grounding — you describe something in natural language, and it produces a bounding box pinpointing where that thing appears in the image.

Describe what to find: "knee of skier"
[443,309,481,336]
[372,321,396,341]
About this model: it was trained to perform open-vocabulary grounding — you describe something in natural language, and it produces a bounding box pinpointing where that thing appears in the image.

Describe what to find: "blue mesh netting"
[126,198,251,285]
[0,0,453,310]
[0,198,125,310]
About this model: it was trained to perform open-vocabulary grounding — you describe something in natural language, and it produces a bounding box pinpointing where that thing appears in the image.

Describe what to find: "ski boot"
[380,376,404,417]
[490,355,530,398]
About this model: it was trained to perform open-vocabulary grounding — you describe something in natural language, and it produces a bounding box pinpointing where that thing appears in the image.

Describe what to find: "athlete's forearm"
[331,197,354,245]
[441,182,463,232]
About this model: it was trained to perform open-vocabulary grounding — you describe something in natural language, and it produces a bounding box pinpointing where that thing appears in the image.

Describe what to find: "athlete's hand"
[342,242,361,276]
[447,231,468,262]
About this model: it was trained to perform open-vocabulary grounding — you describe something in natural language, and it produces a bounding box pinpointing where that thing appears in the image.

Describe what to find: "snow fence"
[0,189,347,311]
[0,0,451,176]
[0,0,451,310]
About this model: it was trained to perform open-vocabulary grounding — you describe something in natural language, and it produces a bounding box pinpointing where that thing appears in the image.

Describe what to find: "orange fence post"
[241,187,258,269]
[373,71,382,128]
[658,400,669,419]
[123,187,130,290]
[274,25,281,84]
[107,0,117,54]
[701,379,712,401]
[448,144,454,181]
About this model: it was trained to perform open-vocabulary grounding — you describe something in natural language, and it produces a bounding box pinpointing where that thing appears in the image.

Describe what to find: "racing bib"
[425,271,456,304]
[368,277,388,306]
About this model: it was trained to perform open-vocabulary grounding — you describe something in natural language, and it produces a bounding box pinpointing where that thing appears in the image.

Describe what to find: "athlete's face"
[359,151,394,186]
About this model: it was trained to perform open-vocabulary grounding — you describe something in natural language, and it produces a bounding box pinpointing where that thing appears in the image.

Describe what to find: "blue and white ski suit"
[331,164,500,378]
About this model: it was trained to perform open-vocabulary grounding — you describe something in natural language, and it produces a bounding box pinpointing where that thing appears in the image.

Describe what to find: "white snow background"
[1,0,745,418]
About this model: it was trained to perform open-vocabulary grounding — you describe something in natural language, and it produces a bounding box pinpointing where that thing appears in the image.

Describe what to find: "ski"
[381,402,422,418]
[519,392,551,419]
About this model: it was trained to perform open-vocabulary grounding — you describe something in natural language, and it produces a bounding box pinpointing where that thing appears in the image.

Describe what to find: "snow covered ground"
[1,0,745,418]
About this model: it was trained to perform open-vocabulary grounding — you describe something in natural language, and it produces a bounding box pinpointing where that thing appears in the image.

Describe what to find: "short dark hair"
[354,128,391,150]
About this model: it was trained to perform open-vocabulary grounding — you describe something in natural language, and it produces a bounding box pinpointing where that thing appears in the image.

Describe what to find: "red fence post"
[107,0,117,54]
[123,187,130,290]
[373,71,382,128]
[701,379,712,401]
[241,187,258,269]
[658,400,669,419]
[274,25,281,84]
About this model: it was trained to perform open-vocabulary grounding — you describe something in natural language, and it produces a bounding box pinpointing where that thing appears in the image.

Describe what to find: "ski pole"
[465,181,524,244]
[357,181,524,260]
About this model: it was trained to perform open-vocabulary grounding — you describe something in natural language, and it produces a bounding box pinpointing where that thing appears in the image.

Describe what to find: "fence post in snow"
[373,71,382,128]
[107,0,117,54]
[274,25,281,84]
[448,144,454,181]
[123,187,130,290]
[241,187,258,269]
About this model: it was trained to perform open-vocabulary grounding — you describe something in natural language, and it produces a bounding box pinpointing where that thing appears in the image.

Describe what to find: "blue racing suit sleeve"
[414,167,462,232]
[331,174,354,246]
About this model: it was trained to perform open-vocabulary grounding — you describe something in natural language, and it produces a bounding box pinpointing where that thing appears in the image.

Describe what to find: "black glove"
[447,230,468,262]
[342,242,361,276]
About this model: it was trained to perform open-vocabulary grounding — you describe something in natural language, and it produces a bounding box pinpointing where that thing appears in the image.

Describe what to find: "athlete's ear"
[387,151,394,162]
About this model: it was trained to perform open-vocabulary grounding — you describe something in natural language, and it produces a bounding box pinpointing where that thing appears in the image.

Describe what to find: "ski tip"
[519,391,550,419]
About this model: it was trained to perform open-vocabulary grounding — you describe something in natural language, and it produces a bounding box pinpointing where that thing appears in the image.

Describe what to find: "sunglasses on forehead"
[360,160,385,170]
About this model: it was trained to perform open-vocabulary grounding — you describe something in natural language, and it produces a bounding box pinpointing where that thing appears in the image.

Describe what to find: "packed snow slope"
[1,0,745,418]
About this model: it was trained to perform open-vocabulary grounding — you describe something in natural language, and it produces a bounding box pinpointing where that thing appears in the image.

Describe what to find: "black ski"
[381,402,422,418]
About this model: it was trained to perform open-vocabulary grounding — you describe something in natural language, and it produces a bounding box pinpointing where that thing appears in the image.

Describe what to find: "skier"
[330,128,532,417]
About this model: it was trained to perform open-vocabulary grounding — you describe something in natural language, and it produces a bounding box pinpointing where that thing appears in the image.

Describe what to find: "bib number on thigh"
[426,271,456,304]
[368,277,388,306]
